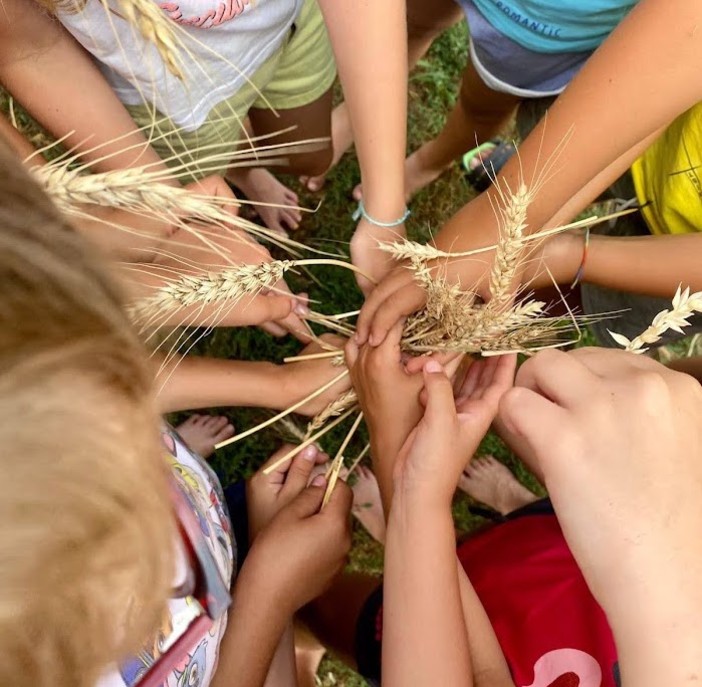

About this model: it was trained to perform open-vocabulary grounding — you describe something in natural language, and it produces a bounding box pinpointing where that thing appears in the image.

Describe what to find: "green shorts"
[127,0,336,182]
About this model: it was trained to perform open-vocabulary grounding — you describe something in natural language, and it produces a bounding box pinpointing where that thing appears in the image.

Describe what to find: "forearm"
[210,567,290,687]
[0,0,168,174]
[262,623,297,687]
[527,233,702,298]
[318,0,407,218]
[383,497,471,687]
[438,0,702,264]
[155,356,286,413]
[456,566,514,687]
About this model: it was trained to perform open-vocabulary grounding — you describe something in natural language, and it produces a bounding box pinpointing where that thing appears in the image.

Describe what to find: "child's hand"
[350,218,405,295]
[394,355,516,508]
[280,335,351,416]
[243,478,353,615]
[247,443,329,539]
[499,348,702,615]
[346,321,425,456]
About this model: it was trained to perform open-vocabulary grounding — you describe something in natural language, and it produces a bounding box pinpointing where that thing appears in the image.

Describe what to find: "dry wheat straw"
[610,286,702,353]
[263,408,357,474]
[305,390,358,439]
[322,412,364,508]
[216,369,350,450]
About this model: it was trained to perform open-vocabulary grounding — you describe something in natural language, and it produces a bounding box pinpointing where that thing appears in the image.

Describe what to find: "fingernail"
[369,334,379,346]
[302,445,318,461]
[425,360,443,374]
[295,302,309,316]
[354,332,363,344]
[311,474,326,487]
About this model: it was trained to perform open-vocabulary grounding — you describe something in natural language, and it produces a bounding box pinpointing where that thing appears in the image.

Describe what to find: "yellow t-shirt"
[631,101,702,235]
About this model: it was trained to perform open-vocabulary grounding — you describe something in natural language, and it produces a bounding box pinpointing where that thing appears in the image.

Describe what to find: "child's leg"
[404,59,519,198]
[301,0,464,191]
[301,573,381,670]
[248,87,334,177]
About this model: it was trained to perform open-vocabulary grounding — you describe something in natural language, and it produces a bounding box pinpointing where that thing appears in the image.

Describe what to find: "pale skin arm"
[0,0,167,173]
[317,0,408,289]
[438,0,702,255]
[357,0,702,342]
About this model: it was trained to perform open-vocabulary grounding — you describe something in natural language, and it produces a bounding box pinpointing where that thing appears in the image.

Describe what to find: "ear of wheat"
[610,286,702,353]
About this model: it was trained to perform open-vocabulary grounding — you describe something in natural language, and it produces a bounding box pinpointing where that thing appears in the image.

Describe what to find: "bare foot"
[294,622,326,687]
[403,144,451,199]
[227,167,302,234]
[176,414,235,459]
[351,466,386,544]
[300,102,354,192]
[459,455,538,516]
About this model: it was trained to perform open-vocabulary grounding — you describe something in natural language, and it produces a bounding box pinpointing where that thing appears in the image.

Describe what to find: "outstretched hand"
[394,354,517,508]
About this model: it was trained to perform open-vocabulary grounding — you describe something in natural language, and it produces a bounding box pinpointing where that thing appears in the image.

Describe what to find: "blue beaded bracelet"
[352,200,411,228]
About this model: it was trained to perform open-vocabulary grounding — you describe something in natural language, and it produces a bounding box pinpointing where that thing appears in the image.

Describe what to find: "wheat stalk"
[322,411,364,508]
[610,286,702,353]
[305,390,358,440]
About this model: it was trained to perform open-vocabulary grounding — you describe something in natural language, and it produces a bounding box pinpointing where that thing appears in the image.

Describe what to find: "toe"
[214,423,235,443]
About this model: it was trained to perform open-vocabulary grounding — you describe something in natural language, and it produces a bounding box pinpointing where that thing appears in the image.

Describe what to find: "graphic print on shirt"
[174,638,209,687]
[523,648,602,687]
[119,614,175,685]
[159,0,252,28]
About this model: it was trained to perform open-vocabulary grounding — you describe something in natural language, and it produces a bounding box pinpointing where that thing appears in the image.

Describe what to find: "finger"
[422,360,459,428]
[286,481,327,518]
[277,311,313,343]
[260,321,288,338]
[322,480,353,519]
[368,284,425,347]
[497,386,573,481]
[345,337,360,370]
[281,445,321,497]
[255,293,296,326]
[260,443,299,482]
[456,358,484,400]
[405,351,459,375]
[376,319,405,364]
[356,269,412,345]
[515,349,600,409]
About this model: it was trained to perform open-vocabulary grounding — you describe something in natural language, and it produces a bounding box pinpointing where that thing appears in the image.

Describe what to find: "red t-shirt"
[457,514,620,687]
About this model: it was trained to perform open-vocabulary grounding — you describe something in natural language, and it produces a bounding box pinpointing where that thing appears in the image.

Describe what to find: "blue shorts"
[459,0,592,96]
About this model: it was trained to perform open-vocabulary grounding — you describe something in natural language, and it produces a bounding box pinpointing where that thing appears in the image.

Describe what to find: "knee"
[290,145,333,177]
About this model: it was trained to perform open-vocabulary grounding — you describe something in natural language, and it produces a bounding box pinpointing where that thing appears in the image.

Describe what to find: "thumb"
[498,386,572,478]
[422,360,458,428]
[258,293,295,324]
[285,479,327,519]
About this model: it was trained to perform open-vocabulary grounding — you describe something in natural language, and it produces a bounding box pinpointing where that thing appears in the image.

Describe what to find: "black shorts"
[354,498,554,684]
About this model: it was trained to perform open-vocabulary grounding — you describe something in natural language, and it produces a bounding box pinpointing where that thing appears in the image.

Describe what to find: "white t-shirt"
[58,0,305,131]
[95,427,235,687]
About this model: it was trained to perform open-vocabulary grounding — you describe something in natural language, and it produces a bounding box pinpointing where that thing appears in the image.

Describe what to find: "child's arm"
[0,0,167,174]
[499,348,702,687]
[317,0,408,290]
[212,462,352,687]
[155,340,350,416]
[525,232,702,298]
[383,358,515,687]
[357,0,702,343]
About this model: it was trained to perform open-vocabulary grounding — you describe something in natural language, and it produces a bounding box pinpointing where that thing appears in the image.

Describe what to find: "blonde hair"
[0,141,175,687]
